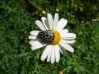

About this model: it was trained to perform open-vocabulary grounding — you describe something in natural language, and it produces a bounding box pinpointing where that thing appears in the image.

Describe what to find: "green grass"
[0,0,99,74]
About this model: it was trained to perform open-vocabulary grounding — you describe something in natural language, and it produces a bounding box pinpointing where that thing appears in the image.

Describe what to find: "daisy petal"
[28,36,36,39]
[41,17,49,30]
[55,45,60,62]
[57,19,67,31]
[31,45,43,50]
[61,33,76,39]
[61,39,75,44]
[59,45,67,55]
[53,13,59,29]
[47,13,53,30]
[41,45,51,61]
[60,29,69,35]
[60,41,74,52]
[30,30,39,36]
[51,46,55,63]
[35,20,46,31]
[47,45,52,62]
[29,40,43,47]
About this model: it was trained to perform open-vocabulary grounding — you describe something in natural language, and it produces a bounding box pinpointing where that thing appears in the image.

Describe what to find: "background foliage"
[0,0,99,74]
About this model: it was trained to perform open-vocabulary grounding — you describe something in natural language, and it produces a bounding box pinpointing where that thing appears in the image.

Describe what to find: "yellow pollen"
[50,30,61,45]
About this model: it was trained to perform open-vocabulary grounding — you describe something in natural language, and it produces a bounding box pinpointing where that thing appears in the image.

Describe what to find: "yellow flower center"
[50,30,61,45]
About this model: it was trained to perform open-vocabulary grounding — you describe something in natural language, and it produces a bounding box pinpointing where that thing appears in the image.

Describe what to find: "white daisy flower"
[29,13,76,63]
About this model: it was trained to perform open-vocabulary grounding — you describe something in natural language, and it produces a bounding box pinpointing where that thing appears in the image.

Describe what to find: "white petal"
[47,13,53,30]
[47,45,52,62]
[35,20,46,30]
[53,13,59,29]
[30,30,39,36]
[31,45,44,50]
[29,40,42,46]
[41,45,51,61]
[57,19,67,31]
[28,35,36,39]
[51,46,55,63]
[60,29,69,36]
[30,40,46,50]
[60,41,74,52]
[41,17,49,30]
[61,39,75,44]
[55,45,60,62]
[59,45,67,55]
[61,33,76,39]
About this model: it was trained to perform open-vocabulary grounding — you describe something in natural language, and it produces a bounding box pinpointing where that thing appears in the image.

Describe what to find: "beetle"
[37,30,55,42]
